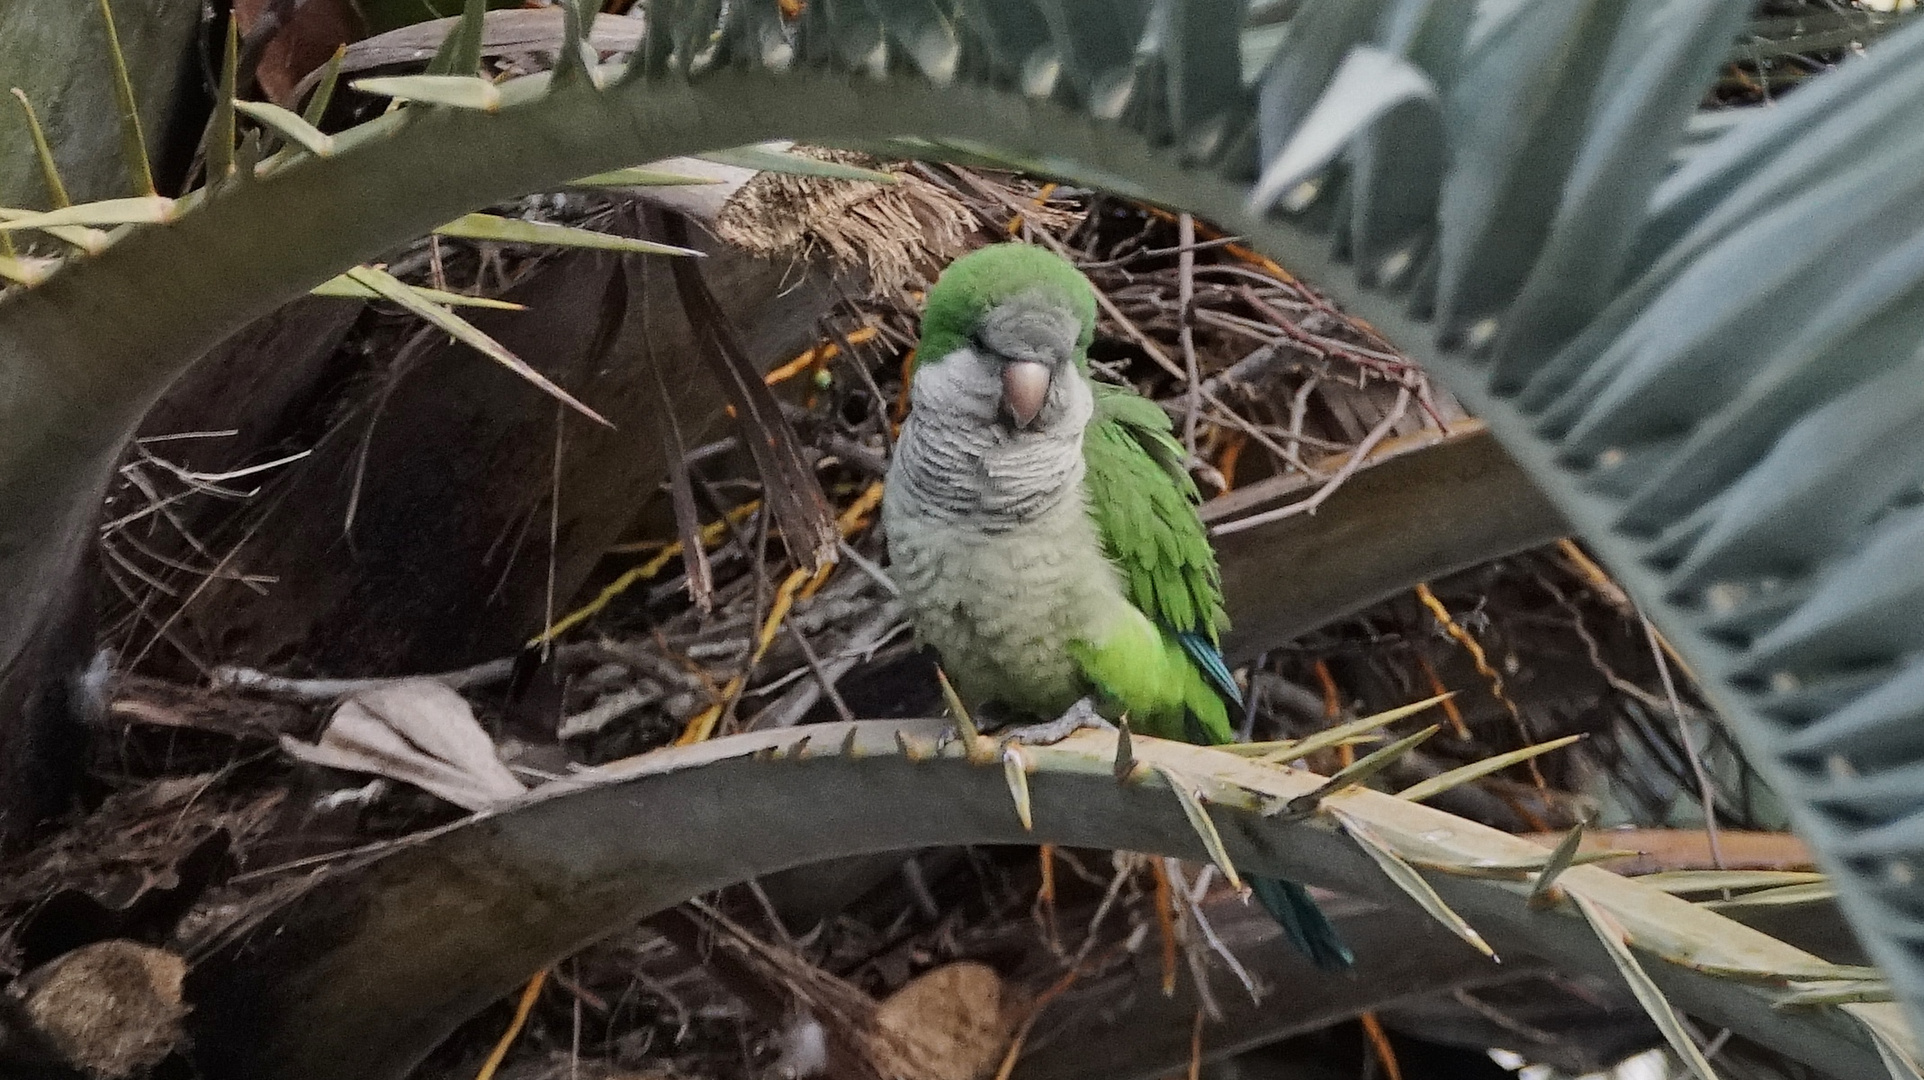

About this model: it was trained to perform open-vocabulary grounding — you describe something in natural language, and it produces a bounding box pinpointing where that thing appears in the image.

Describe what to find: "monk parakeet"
[883,243,1353,971]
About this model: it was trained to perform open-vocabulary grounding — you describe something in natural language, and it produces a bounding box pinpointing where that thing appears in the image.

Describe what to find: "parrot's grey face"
[894,289,1093,523]
[976,294,1083,431]
[917,291,1087,437]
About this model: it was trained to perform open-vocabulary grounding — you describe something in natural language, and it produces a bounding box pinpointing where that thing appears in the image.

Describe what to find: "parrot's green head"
[913,244,1098,432]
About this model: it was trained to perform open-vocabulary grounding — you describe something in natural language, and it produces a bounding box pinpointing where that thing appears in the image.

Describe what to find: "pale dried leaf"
[1573,891,1723,1080]
[281,679,527,811]
[1331,806,1495,959]
[1636,870,1827,895]
[311,271,525,309]
[1865,1015,1924,1080]
[1156,764,1243,890]
[345,264,610,426]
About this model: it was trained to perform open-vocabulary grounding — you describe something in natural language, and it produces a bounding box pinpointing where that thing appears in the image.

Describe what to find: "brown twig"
[474,969,548,1080]
[1645,616,1727,873]
[1210,386,1410,535]
[1178,213,1202,456]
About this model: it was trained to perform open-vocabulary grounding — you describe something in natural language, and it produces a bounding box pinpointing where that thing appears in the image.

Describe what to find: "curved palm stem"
[186,720,1909,1080]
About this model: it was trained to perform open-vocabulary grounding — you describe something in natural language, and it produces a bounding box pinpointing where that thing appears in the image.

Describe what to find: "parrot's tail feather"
[1249,876,1355,973]
[1175,631,1242,708]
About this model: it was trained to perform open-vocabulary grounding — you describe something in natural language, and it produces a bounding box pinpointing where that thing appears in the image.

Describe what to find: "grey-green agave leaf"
[1343,1,1472,285]
[1431,0,1621,340]
[1252,0,1393,173]
[1033,0,1152,119]
[1745,510,1924,677]
[1668,357,1924,590]
[1619,235,1924,537]
[1157,0,1246,158]
[1635,17,1924,274]
[426,0,489,77]
[1247,46,1438,216]
[1784,662,1924,766]
[872,0,964,85]
[1487,0,1752,385]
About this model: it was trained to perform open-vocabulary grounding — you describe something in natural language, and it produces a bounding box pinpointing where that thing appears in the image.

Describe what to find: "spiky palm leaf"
[6,0,1924,1058]
[185,720,1911,1080]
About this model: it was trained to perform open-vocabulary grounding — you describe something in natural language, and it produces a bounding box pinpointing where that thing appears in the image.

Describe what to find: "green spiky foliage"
[1072,382,1242,738]
[1083,385,1228,648]
[5,0,1924,1058]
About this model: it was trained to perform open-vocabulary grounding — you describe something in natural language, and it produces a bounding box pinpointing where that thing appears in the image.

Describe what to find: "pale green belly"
[883,498,1126,719]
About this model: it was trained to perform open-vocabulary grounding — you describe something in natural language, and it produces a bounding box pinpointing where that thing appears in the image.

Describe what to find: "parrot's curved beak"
[1001,360,1051,429]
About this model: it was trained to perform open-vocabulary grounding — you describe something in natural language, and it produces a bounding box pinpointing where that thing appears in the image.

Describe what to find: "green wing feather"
[1079,381,1354,970]
[1077,380,1236,743]
[1081,381,1228,645]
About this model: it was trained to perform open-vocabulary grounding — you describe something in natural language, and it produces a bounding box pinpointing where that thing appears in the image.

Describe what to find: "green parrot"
[882,243,1354,972]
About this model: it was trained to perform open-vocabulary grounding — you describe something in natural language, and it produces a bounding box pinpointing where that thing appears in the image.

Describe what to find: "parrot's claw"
[997,699,1115,746]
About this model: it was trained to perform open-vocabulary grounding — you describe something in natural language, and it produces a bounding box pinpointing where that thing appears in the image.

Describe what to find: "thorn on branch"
[938,667,981,756]
[1529,819,1590,908]
[1155,766,1242,891]
[1274,725,1440,817]
[1003,745,1033,831]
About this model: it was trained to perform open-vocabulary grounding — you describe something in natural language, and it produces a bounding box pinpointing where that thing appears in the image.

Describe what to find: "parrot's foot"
[996,699,1115,746]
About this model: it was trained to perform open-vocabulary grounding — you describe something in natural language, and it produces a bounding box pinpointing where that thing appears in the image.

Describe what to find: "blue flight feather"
[1176,631,1242,708]
[1249,877,1356,973]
